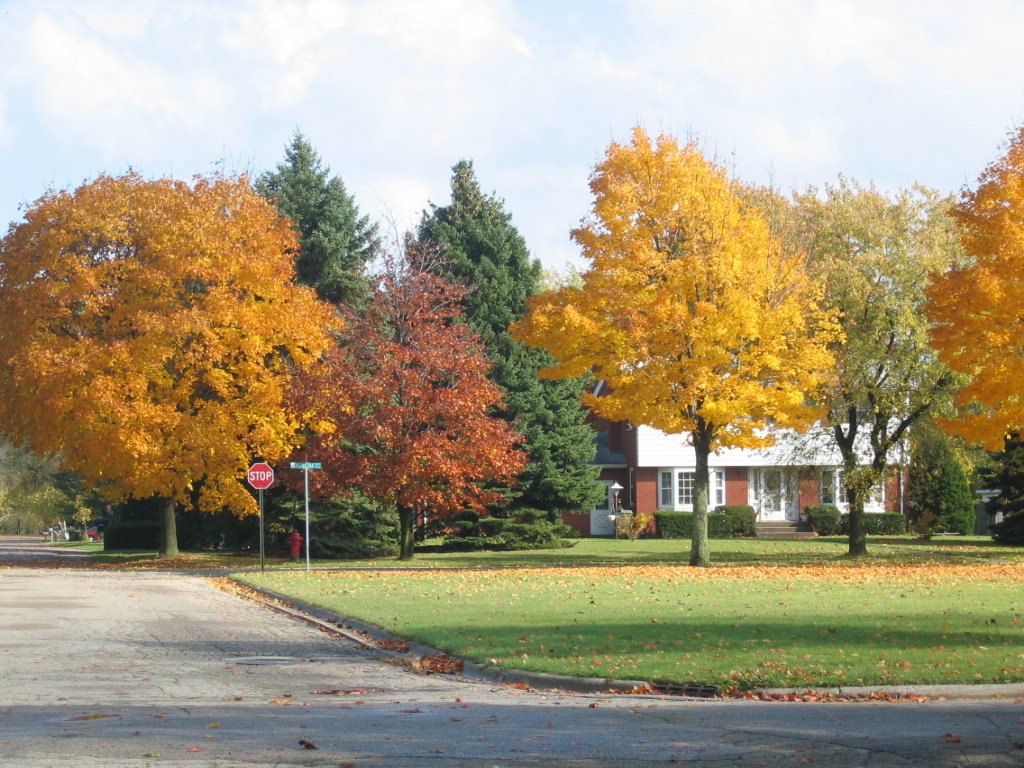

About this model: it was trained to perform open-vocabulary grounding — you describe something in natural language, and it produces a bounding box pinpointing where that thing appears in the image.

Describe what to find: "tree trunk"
[689,426,712,567]
[398,506,415,560]
[158,497,179,557]
[846,482,867,557]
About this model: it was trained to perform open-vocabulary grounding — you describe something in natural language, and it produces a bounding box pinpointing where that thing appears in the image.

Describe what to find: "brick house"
[566,414,904,537]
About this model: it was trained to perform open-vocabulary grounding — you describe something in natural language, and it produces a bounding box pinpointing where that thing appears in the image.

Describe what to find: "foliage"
[805,504,841,535]
[513,128,838,566]
[620,510,653,541]
[256,131,378,304]
[839,513,907,536]
[444,507,574,551]
[790,180,964,556]
[289,251,527,559]
[927,125,1024,446]
[0,438,98,534]
[243,562,1024,690]
[415,160,602,515]
[983,434,1024,544]
[655,508,755,539]
[305,495,400,559]
[0,173,335,556]
[990,513,1024,544]
[103,521,162,551]
[907,424,976,534]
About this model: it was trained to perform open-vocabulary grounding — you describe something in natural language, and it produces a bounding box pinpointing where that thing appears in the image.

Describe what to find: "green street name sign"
[290,462,322,470]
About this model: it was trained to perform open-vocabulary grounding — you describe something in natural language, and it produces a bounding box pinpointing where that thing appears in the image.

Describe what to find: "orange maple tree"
[0,173,335,554]
[928,125,1024,447]
[290,253,527,559]
[512,128,838,566]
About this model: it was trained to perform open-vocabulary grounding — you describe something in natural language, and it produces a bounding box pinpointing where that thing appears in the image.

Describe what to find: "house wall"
[635,467,659,515]
[724,467,748,506]
[798,470,820,515]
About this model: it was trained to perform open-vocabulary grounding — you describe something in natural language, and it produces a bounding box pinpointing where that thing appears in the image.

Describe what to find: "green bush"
[714,505,756,536]
[442,507,574,551]
[840,512,907,535]
[806,505,842,535]
[655,507,755,539]
[103,521,161,551]
[990,513,1024,545]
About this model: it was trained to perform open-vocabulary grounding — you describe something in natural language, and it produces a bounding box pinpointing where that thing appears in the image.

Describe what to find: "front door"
[757,469,795,521]
[589,482,616,536]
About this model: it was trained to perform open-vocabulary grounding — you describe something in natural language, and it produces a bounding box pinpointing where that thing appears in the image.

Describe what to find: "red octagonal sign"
[247,462,275,490]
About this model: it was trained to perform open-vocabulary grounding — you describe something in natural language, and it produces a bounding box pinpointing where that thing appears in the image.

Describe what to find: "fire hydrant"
[288,530,303,560]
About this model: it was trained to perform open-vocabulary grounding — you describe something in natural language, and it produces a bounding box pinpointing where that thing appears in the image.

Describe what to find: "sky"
[2,0,1024,270]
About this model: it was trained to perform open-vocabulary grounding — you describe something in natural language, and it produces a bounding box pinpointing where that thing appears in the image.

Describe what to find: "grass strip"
[239,563,1024,690]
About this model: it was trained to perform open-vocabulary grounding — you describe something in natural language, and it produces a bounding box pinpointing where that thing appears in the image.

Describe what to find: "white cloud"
[218,0,350,108]
[23,13,227,156]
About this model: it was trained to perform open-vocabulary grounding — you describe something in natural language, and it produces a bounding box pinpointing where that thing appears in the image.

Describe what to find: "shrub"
[619,510,653,541]
[990,513,1024,545]
[714,505,756,536]
[840,512,907,535]
[103,521,161,551]
[655,507,754,539]
[442,507,574,551]
[805,505,841,535]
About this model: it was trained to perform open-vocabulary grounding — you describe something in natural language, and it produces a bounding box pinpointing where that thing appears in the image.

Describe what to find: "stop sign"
[247,462,275,490]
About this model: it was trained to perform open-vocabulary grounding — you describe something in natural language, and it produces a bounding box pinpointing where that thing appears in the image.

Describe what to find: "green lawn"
[239,554,1024,691]
[283,534,1024,568]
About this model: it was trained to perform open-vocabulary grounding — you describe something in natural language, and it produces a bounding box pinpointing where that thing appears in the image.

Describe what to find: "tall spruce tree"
[257,132,378,304]
[415,160,602,514]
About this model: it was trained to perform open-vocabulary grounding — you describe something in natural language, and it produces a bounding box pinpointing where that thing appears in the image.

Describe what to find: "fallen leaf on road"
[943,733,962,743]
[298,740,318,750]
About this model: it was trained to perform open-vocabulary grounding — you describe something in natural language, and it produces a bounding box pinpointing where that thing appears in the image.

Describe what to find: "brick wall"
[725,467,749,506]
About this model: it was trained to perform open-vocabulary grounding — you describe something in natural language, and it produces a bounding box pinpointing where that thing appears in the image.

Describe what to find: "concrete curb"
[229,578,1024,702]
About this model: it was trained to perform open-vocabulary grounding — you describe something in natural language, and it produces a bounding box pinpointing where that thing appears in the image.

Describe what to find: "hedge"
[655,505,755,539]
[805,504,841,535]
[841,512,907,535]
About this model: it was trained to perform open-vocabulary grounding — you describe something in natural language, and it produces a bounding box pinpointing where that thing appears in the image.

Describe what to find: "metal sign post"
[247,463,275,572]
[290,462,321,572]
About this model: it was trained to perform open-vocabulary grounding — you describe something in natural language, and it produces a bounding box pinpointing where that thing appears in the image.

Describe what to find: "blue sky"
[2,0,1024,269]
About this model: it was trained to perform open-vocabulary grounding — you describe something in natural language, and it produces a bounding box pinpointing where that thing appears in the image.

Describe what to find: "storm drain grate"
[227,656,306,666]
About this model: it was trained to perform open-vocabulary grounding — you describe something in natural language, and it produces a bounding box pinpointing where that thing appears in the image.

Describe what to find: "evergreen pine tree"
[257,131,378,304]
[988,434,1024,543]
[907,424,975,534]
[415,160,602,516]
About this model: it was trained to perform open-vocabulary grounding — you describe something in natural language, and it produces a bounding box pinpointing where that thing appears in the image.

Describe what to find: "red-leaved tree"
[291,251,527,559]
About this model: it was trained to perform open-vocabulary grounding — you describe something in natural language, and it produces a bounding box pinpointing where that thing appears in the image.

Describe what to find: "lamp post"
[610,481,624,538]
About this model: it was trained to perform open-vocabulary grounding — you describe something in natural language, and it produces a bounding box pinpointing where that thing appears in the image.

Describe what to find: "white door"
[758,469,794,521]
[589,482,616,536]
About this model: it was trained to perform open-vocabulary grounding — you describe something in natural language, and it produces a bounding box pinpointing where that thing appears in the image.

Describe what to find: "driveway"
[1,536,1022,767]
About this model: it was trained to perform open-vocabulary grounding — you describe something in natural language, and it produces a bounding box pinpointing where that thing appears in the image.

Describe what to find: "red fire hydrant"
[288,531,303,560]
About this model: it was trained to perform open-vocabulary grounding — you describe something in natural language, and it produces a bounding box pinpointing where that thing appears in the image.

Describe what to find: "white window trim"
[657,468,725,512]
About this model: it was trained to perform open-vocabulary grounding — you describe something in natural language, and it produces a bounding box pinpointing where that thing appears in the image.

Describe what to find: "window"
[658,469,725,511]
[820,470,838,505]
[677,472,695,507]
[594,482,611,512]
[660,472,673,506]
[713,469,725,507]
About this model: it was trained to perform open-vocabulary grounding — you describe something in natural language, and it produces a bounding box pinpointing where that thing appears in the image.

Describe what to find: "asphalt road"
[1,535,1022,767]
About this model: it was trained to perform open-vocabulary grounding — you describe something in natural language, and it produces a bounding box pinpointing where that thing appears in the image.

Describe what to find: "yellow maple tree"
[0,173,335,554]
[511,128,839,566]
[927,125,1024,448]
